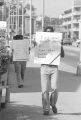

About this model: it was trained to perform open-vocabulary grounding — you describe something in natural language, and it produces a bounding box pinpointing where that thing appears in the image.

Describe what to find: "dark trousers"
[14,61,26,85]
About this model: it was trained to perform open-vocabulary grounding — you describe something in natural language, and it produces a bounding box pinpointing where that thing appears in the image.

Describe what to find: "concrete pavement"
[0,48,81,120]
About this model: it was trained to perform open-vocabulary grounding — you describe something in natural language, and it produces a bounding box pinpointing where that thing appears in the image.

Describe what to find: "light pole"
[42,0,44,31]
[30,0,32,46]
[22,0,24,35]
[76,20,81,76]
[79,20,81,62]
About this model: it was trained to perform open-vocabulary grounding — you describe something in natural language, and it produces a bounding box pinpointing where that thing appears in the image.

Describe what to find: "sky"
[31,0,73,18]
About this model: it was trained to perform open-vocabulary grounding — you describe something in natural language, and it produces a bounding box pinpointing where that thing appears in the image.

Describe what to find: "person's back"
[13,35,26,88]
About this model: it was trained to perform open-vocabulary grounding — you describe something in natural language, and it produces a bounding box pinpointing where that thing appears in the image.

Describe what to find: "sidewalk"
[0,51,81,120]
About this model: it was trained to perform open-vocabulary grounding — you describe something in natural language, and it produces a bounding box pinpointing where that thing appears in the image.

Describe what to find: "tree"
[0,1,4,6]
[24,3,36,17]
[44,16,51,27]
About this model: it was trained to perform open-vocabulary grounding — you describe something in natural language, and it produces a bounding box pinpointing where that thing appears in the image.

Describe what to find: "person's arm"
[60,41,65,58]
[29,47,31,54]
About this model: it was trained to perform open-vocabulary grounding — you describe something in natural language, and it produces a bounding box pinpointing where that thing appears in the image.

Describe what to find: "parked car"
[72,39,80,47]
[63,39,72,45]
[76,39,80,47]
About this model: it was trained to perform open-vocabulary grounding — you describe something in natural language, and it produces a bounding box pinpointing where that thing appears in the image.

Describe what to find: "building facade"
[0,0,36,37]
[62,0,81,40]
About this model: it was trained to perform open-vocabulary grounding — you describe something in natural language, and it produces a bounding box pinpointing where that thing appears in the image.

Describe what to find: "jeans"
[41,64,58,93]
[14,61,26,86]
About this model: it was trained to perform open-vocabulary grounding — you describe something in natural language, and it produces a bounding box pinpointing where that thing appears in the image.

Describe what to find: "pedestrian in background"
[13,35,27,88]
[41,26,64,115]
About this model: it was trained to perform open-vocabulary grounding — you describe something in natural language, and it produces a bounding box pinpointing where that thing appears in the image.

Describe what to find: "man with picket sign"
[12,34,29,88]
[34,26,64,115]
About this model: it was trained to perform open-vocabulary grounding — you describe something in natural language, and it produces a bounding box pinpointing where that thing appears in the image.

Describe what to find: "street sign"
[0,21,7,29]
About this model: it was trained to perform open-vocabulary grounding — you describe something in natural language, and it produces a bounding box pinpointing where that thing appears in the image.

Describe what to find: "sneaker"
[52,105,57,114]
[50,89,58,114]
[42,92,50,115]
[43,109,49,115]
[18,84,23,88]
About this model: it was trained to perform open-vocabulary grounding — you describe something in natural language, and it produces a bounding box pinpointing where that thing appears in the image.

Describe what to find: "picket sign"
[34,32,62,65]
[13,39,29,61]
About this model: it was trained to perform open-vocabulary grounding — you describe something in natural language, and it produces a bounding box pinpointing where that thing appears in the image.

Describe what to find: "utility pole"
[76,20,81,76]
[30,0,32,46]
[22,0,24,35]
[42,0,44,31]
[79,20,81,62]
[18,0,19,34]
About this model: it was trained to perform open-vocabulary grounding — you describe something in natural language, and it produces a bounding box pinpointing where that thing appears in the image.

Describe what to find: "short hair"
[44,26,54,32]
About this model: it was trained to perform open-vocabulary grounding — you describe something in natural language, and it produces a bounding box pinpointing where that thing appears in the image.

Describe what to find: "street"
[0,46,81,120]
[62,46,80,68]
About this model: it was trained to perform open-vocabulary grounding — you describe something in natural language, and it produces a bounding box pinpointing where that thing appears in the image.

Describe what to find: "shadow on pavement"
[0,103,81,120]
[10,67,41,93]
[0,104,59,120]
[58,112,81,116]
[9,67,81,93]
[58,70,81,92]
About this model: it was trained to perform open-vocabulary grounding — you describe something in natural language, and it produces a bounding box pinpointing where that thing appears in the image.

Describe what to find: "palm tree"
[24,3,36,17]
